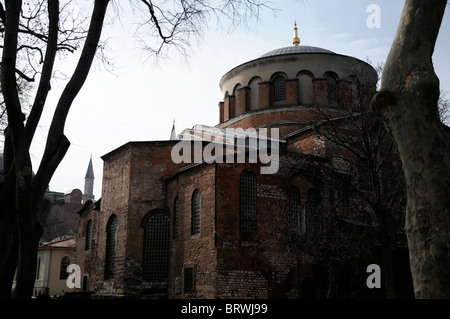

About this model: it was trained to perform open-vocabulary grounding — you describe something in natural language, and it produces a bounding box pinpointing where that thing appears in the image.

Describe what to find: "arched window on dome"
[272,75,286,104]
[325,73,338,105]
[349,75,360,108]
[297,71,314,105]
[248,76,262,111]
[233,84,242,116]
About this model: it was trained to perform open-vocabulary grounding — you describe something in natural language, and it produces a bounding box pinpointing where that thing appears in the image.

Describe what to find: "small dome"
[259,45,335,58]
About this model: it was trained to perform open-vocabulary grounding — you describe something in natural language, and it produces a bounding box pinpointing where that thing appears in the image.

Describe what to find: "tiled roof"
[39,236,76,248]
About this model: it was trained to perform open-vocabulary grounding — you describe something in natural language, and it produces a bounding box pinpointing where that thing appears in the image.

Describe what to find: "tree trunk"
[0,200,18,299]
[0,0,110,298]
[372,0,450,298]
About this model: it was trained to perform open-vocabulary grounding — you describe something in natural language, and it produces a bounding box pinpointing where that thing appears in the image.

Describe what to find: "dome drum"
[218,46,377,134]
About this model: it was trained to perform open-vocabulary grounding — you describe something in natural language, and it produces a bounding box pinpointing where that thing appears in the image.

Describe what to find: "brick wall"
[166,163,218,299]
[286,79,299,105]
[237,87,250,115]
[258,82,271,109]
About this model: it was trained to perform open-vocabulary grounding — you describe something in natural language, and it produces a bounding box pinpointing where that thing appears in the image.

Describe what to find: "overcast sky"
[27,0,450,199]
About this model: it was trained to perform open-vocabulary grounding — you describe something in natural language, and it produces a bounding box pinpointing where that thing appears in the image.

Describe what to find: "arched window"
[85,219,93,250]
[249,77,262,111]
[286,186,301,234]
[304,189,320,233]
[173,197,179,239]
[142,212,170,281]
[272,76,286,103]
[349,75,360,107]
[239,171,257,233]
[191,190,201,235]
[59,256,70,280]
[325,74,337,105]
[297,71,314,105]
[233,84,242,116]
[104,215,118,280]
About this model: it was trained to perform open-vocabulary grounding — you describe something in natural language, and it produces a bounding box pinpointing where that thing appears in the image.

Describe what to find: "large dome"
[259,45,335,58]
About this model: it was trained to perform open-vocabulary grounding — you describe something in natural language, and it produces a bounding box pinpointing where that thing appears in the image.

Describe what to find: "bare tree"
[261,189,375,299]
[438,90,450,125]
[0,0,272,299]
[296,57,409,298]
[371,0,450,298]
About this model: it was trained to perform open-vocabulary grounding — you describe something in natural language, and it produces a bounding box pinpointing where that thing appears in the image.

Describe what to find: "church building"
[74,26,412,299]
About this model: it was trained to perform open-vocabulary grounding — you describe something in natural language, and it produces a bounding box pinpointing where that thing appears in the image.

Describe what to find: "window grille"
[173,197,179,239]
[287,186,301,234]
[59,256,70,280]
[104,215,118,280]
[273,76,286,103]
[85,219,93,250]
[239,171,257,233]
[143,213,170,281]
[191,190,201,235]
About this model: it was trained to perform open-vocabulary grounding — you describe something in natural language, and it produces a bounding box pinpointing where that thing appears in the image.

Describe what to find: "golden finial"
[293,21,300,46]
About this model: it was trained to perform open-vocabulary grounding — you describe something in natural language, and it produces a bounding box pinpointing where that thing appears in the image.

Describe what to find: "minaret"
[170,119,177,140]
[83,156,95,203]
[293,21,300,46]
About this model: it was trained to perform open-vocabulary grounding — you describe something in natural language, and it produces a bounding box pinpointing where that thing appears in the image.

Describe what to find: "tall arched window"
[85,219,93,250]
[240,171,257,233]
[59,256,70,280]
[173,197,179,239]
[287,186,301,234]
[325,74,337,105]
[249,76,262,110]
[104,215,118,280]
[233,84,242,116]
[272,76,286,103]
[191,190,201,235]
[298,71,314,105]
[304,189,320,233]
[142,212,170,281]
